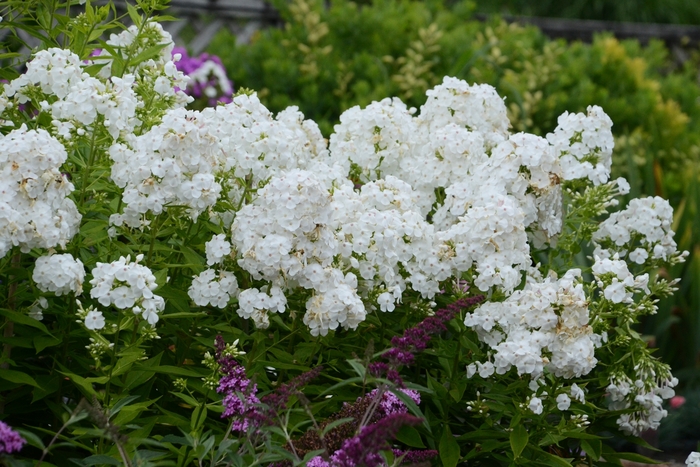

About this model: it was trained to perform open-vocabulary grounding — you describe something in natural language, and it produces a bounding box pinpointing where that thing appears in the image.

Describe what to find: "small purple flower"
[0,421,26,454]
[307,457,331,467]
[369,388,420,416]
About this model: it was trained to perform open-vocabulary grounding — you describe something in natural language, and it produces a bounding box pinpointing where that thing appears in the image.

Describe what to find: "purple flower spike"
[215,335,261,432]
[0,421,26,454]
[392,449,439,465]
[330,413,422,467]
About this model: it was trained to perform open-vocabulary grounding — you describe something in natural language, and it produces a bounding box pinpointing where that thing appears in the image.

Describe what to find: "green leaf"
[581,439,602,461]
[191,405,208,431]
[112,399,158,426]
[439,426,460,467]
[150,365,205,377]
[15,428,46,450]
[537,451,574,467]
[0,308,53,336]
[58,370,97,396]
[395,425,426,448]
[34,335,60,353]
[110,395,141,417]
[0,369,39,387]
[346,358,366,379]
[82,455,122,466]
[510,424,529,459]
[609,452,663,464]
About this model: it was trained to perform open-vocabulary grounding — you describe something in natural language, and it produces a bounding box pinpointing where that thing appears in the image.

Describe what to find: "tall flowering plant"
[0,0,693,466]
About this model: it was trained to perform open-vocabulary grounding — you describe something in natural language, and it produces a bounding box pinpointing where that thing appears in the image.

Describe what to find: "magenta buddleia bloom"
[261,365,323,415]
[330,414,422,467]
[0,421,25,454]
[368,388,420,416]
[370,296,485,385]
[215,335,261,432]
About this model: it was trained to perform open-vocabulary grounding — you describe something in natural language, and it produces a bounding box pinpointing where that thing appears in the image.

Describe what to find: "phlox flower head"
[89,255,164,325]
[33,253,85,296]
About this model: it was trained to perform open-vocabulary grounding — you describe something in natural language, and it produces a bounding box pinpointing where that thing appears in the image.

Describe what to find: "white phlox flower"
[686,452,700,467]
[465,269,600,379]
[188,268,238,308]
[0,126,80,257]
[89,255,165,325]
[593,196,683,263]
[85,310,106,330]
[547,105,614,185]
[33,253,85,295]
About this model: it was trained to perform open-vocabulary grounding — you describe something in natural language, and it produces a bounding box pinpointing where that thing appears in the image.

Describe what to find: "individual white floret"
[686,452,700,467]
[571,384,586,403]
[528,396,544,415]
[556,393,571,411]
[33,253,85,296]
[85,310,106,330]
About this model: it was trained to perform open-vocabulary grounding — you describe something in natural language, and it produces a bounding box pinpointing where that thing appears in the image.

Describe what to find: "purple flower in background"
[215,335,261,432]
[371,296,485,386]
[261,365,323,416]
[0,421,25,454]
[392,449,439,464]
[368,388,420,416]
[329,413,422,467]
[173,47,233,106]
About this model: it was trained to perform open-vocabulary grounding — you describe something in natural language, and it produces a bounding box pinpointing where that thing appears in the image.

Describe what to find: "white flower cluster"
[0,126,80,257]
[592,254,649,304]
[607,372,677,435]
[189,268,238,309]
[465,269,602,379]
[2,48,141,141]
[109,108,222,227]
[547,105,614,185]
[89,255,164,325]
[33,253,85,295]
[185,77,623,336]
[202,95,330,186]
[228,169,366,334]
[593,196,681,263]
[94,21,189,109]
[330,97,416,183]
[109,93,330,229]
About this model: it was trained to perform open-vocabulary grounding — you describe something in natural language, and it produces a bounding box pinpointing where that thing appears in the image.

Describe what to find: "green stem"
[0,252,21,414]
